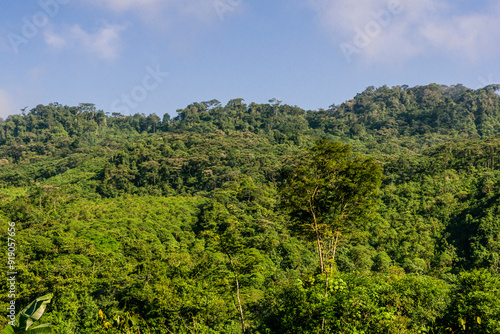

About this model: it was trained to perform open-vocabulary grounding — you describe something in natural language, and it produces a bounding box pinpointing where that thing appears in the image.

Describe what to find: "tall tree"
[280,139,383,275]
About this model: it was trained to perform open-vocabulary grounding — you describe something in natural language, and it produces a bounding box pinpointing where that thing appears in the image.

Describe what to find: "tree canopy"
[1,84,500,333]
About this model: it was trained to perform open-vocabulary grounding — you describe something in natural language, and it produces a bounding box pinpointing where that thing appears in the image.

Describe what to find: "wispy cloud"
[44,26,66,48]
[69,24,125,59]
[88,0,163,12]
[78,0,245,55]
[0,89,15,119]
[84,0,242,25]
[420,8,500,61]
[44,23,126,60]
[307,0,500,63]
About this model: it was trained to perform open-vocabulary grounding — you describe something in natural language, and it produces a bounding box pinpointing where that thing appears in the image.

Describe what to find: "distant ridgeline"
[1,83,500,152]
[1,83,500,333]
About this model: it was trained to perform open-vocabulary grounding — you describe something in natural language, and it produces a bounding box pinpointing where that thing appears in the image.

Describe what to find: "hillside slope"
[1,84,500,333]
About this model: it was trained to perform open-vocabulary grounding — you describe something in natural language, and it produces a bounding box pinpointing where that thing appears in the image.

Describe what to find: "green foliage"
[1,84,500,332]
[280,139,383,273]
[1,294,53,334]
[441,269,500,333]
[257,272,450,333]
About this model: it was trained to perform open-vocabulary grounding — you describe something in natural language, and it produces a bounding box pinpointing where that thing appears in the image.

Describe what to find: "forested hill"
[1,83,500,153]
[1,83,500,333]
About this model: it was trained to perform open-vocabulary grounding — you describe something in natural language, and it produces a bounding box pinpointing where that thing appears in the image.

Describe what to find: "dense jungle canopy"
[1,83,500,333]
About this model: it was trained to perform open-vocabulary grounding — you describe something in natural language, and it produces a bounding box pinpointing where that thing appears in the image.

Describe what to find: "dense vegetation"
[1,83,500,333]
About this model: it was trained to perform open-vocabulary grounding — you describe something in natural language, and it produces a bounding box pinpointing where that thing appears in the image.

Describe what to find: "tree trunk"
[315,227,324,273]
[331,231,340,265]
[228,254,246,333]
[309,191,324,273]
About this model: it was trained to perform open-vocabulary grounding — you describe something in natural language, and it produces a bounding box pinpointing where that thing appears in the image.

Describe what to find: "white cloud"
[70,24,125,60]
[84,0,243,24]
[307,0,500,63]
[44,23,126,60]
[420,11,500,61]
[91,0,163,12]
[44,27,66,48]
[79,0,246,54]
[0,89,15,120]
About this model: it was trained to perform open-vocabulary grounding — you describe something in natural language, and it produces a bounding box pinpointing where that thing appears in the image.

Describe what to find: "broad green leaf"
[26,323,52,334]
[18,294,53,331]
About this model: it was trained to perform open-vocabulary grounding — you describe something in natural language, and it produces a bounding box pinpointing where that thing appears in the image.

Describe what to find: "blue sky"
[0,0,499,119]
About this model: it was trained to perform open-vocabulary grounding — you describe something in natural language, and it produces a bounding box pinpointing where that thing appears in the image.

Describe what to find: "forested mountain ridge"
[1,84,500,153]
[1,84,500,333]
